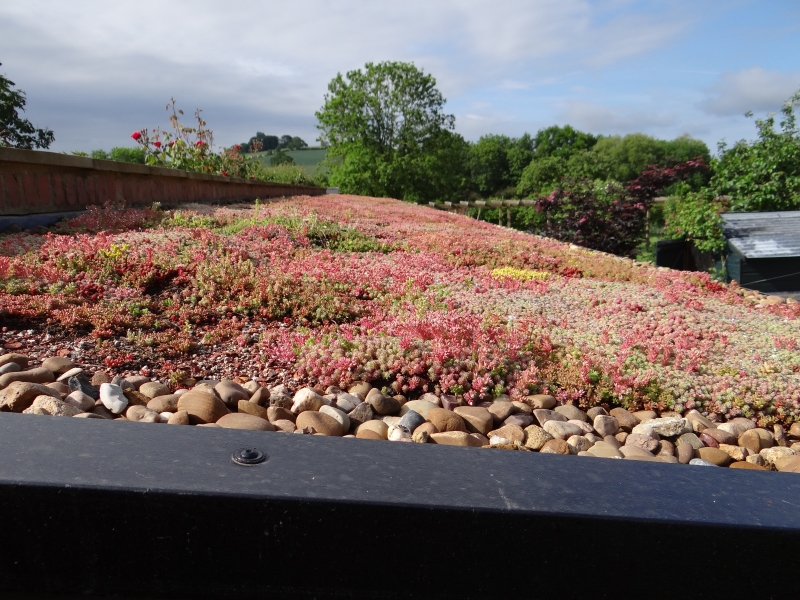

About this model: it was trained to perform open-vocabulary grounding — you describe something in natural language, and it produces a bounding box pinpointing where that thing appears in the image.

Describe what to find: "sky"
[1,0,799,154]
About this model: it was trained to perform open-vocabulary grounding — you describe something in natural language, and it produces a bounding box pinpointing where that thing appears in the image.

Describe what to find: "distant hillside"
[248,148,327,174]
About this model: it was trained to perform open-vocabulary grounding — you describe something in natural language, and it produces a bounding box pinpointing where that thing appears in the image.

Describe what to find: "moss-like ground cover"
[1,195,798,427]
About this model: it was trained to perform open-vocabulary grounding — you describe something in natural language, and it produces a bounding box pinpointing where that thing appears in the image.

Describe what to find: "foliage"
[109,146,146,164]
[72,147,153,165]
[467,134,534,197]
[533,179,649,257]
[712,89,800,211]
[532,159,708,257]
[242,132,278,153]
[531,125,597,160]
[517,155,568,197]
[0,63,54,149]
[129,98,326,183]
[592,133,710,183]
[282,135,308,150]
[662,88,800,254]
[241,133,308,153]
[316,61,463,202]
[663,188,727,253]
[270,149,295,166]
[517,132,710,197]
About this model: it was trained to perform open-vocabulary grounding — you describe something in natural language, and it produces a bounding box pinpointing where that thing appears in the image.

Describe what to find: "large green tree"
[467,134,534,197]
[0,63,54,149]
[712,90,800,211]
[532,125,597,160]
[316,61,464,202]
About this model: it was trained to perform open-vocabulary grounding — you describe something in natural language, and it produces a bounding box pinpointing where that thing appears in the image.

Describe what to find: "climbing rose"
[153,141,162,148]
[195,140,204,147]
[131,131,141,141]
[221,171,229,177]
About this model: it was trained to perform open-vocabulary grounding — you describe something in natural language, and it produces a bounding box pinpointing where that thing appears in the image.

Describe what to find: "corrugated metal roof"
[722,211,800,258]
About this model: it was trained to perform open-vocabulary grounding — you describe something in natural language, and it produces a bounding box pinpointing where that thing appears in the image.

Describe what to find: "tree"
[532,125,597,160]
[712,88,800,211]
[516,156,565,197]
[466,134,534,197]
[0,63,54,149]
[109,147,146,164]
[592,133,710,183]
[316,61,461,202]
[241,132,279,153]
[467,135,512,196]
[287,136,308,150]
[270,149,295,166]
[533,159,708,257]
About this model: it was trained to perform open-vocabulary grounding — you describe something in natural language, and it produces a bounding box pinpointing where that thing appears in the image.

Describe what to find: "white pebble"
[99,383,128,414]
[56,367,83,382]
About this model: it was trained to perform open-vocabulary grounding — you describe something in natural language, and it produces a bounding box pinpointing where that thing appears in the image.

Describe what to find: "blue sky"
[1,0,798,154]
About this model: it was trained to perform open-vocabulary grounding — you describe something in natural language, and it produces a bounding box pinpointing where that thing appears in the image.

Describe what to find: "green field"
[247,147,327,174]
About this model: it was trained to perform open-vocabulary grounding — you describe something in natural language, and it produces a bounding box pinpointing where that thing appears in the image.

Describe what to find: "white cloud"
[700,67,800,116]
[0,0,691,150]
[558,100,678,134]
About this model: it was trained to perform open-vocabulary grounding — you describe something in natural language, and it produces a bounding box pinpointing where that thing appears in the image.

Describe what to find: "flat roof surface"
[722,211,800,258]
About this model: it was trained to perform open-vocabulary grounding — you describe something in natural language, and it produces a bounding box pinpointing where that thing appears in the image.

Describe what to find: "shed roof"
[721,211,800,259]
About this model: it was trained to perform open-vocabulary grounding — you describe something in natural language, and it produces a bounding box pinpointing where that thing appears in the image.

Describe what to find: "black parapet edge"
[1,412,799,600]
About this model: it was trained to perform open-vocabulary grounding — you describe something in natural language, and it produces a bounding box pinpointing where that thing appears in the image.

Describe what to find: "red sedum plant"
[1,193,798,428]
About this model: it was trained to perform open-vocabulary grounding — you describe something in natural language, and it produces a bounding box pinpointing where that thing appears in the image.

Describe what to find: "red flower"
[221,171,229,177]
[131,131,142,141]
[153,141,162,148]
[170,141,175,147]
[234,144,241,150]
[195,140,205,147]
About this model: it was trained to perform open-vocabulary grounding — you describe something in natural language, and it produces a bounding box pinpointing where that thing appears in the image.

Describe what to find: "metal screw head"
[232,447,267,466]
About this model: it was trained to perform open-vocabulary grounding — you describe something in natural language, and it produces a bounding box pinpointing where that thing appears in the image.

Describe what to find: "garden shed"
[722,211,800,292]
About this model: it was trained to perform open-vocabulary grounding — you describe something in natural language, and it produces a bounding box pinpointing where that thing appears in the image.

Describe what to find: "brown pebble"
[699,432,719,448]
[177,391,229,424]
[91,371,112,386]
[413,422,439,436]
[427,407,466,432]
[147,394,180,413]
[238,400,268,420]
[167,410,190,425]
[540,439,570,454]
[267,406,296,424]
[729,461,767,471]
[249,387,270,406]
[123,389,150,407]
[658,440,675,457]
[696,447,732,467]
[125,405,160,423]
[487,424,525,444]
[216,413,275,431]
[296,411,345,436]
[676,443,694,464]
[0,353,29,369]
[487,401,515,426]
[273,419,296,433]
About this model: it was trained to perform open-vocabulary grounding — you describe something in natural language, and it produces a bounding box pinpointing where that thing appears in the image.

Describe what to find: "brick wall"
[0,147,325,216]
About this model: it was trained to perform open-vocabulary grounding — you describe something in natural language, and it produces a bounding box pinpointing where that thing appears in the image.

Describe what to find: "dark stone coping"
[0,412,798,598]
